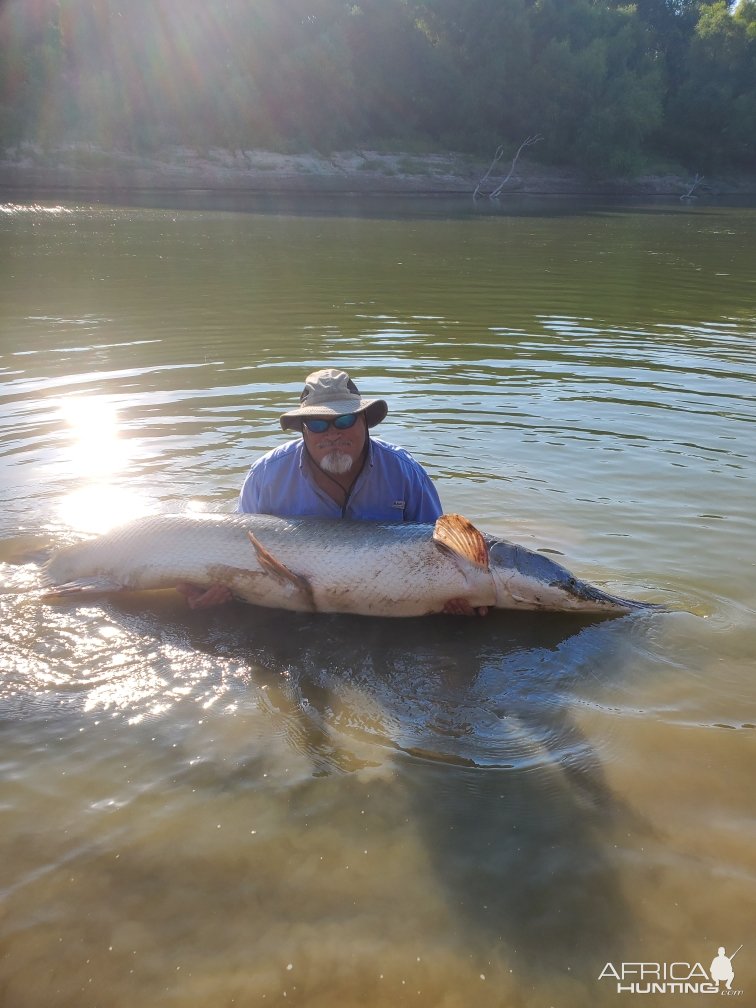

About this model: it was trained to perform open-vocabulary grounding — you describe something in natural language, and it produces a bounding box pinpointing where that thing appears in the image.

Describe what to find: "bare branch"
[473,144,506,200]
[680,173,704,201]
[488,134,543,198]
[474,136,543,199]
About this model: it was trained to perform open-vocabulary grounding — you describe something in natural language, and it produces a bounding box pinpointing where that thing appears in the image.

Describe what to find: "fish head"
[486,537,646,613]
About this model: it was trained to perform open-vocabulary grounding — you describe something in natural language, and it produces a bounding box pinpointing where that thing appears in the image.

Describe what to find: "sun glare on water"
[58,396,150,534]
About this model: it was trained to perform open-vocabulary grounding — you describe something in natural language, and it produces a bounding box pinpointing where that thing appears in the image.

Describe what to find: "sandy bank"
[1,143,754,197]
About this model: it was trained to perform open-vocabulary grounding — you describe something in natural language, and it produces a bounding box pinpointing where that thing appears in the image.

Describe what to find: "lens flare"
[59,396,149,534]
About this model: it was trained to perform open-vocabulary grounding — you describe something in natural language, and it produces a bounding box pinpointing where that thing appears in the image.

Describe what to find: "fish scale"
[42,512,657,618]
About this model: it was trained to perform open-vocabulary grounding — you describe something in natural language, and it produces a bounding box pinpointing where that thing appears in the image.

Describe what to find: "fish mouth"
[488,538,660,613]
[556,578,657,612]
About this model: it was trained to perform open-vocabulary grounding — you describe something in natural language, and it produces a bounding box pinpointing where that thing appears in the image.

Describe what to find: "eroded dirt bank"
[1,143,754,197]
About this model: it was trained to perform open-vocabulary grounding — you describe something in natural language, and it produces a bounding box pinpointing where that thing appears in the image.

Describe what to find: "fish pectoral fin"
[246,531,316,609]
[432,514,489,569]
[41,575,125,600]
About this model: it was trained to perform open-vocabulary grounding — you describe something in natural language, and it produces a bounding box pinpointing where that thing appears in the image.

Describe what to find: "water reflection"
[205,604,637,978]
[58,395,150,533]
[13,590,648,986]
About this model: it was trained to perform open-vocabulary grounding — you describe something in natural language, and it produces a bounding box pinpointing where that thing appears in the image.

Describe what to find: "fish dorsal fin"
[432,514,489,569]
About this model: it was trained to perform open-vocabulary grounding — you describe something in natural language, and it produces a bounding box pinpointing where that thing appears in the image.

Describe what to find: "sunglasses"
[302,413,359,434]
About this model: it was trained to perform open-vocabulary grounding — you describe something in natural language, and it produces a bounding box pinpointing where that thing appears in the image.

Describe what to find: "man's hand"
[176,582,233,609]
[442,598,489,617]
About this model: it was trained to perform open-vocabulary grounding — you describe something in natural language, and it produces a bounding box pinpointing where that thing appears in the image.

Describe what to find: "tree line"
[1,0,754,174]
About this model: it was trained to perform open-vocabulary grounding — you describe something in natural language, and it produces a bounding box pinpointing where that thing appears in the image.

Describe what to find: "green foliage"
[0,0,753,173]
[661,0,756,168]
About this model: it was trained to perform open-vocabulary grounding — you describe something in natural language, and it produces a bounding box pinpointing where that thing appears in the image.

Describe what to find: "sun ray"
[58,394,149,534]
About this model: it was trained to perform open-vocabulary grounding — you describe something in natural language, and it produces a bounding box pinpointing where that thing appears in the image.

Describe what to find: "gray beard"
[319,450,354,475]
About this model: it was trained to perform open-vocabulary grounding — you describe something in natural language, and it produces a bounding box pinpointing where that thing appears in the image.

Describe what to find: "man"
[179,369,485,615]
[237,368,443,522]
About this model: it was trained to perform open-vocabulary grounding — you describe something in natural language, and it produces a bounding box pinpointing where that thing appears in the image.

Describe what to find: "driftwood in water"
[680,173,704,201]
[474,135,543,199]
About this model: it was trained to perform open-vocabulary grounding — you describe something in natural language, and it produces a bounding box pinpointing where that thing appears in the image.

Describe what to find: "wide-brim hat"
[280,368,388,431]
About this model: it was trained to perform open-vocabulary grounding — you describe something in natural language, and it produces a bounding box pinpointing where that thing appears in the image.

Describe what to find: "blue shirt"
[237,436,443,522]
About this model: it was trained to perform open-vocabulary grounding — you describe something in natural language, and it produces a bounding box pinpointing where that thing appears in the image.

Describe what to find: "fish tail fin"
[40,576,125,601]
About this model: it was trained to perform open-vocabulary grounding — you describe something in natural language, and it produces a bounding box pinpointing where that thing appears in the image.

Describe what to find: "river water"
[1,192,755,1007]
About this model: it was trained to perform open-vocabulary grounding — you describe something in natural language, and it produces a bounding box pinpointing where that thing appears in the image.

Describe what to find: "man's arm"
[237,457,265,514]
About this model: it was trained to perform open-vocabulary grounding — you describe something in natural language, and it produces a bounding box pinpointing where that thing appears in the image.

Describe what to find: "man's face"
[302,413,367,474]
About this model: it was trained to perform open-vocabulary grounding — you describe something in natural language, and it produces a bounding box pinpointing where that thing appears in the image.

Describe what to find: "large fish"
[41,512,656,617]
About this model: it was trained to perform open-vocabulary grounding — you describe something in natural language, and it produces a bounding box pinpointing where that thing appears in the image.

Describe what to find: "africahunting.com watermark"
[598,944,744,996]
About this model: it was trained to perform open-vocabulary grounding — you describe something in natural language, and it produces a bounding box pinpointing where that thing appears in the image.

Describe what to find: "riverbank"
[1,142,754,197]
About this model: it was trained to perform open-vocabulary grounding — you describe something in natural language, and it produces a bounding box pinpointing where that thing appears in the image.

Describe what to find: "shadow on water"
[0,550,652,992]
[93,595,644,984]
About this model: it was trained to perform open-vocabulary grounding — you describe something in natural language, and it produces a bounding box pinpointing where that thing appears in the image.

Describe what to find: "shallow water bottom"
[1,596,754,1008]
